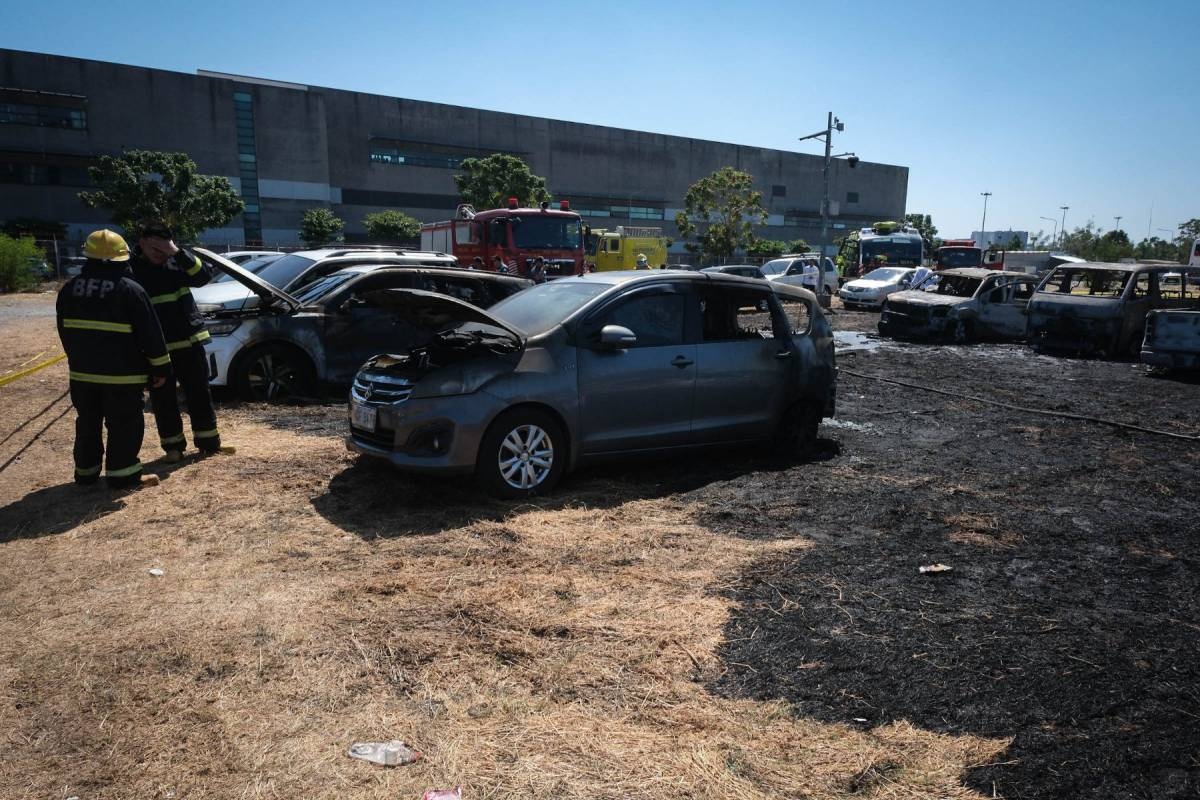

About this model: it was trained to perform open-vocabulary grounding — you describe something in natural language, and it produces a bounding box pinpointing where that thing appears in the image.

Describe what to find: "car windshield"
[861,267,907,282]
[1038,268,1131,298]
[934,274,983,297]
[936,248,983,268]
[862,238,923,267]
[485,280,611,335]
[211,254,283,283]
[760,259,791,276]
[251,254,317,290]
[510,216,583,250]
[291,272,356,304]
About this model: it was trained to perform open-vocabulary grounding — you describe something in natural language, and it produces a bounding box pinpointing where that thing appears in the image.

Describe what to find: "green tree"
[904,213,940,254]
[1175,219,1200,263]
[78,150,242,242]
[453,154,551,210]
[1007,235,1023,250]
[746,238,786,259]
[299,208,344,248]
[1093,229,1134,262]
[674,167,767,259]
[787,238,810,253]
[363,210,421,243]
[1134,236,1177,261]
[0,233,45,292]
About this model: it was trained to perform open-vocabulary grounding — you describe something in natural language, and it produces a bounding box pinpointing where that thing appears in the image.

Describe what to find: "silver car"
[347,271,837,497]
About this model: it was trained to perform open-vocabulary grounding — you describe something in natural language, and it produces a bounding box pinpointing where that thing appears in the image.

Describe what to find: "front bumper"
[838,289,884,308]
[345,390,507,475]
[202,333,246,386]
[878,304,952,338]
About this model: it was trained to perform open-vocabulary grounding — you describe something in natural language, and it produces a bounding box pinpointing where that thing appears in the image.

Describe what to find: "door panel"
[576,290,694,453]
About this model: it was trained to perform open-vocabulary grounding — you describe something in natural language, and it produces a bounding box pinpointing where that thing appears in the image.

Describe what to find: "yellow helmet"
[83,229,131,262]
[636,253,648,264]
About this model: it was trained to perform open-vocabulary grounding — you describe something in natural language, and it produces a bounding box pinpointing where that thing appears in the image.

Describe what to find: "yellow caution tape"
[0,354,67,387]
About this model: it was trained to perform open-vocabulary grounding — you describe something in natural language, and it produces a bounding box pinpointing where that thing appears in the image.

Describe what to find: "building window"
[772,184,786,197]
[0,88,88,130]
[369,138,517,170]
[846,191,860,204]
[0,151,93,186]
[575,204,663,220]
[232,88,262,245]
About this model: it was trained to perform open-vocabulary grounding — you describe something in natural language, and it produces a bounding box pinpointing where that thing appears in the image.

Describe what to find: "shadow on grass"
[0,482,125,542]
[311,438,841,540]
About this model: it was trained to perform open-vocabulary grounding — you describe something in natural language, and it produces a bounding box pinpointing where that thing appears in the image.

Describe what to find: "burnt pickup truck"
[1028,263,1200,359]
[877,268,1039,342]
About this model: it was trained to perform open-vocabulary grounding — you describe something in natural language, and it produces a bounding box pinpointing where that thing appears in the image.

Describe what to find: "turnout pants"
[69,381,145,488]
[150,343,222,452]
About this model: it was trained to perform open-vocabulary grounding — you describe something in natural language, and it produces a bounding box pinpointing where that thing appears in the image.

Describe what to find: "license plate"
[350,401,377,431]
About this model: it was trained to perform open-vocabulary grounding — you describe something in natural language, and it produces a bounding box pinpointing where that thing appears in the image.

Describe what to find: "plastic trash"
[147,568,165,576]
[918,563,952,574]
[346,740,422,767]
[422,789,462,800]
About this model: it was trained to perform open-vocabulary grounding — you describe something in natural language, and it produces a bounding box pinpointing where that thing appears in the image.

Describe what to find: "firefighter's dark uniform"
[129,247,222,453]
[57,261,171,487]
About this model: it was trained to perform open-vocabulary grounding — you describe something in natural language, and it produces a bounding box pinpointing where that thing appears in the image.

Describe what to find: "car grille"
[881,303,931,331]
[351,372,413,406]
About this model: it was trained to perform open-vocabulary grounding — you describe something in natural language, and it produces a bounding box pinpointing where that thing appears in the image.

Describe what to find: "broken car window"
[1039,268,1130,298]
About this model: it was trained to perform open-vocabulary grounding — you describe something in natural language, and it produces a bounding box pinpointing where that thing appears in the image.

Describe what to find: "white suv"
[761,254,838,295]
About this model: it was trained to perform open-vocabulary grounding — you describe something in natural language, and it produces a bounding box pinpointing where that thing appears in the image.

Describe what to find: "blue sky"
[5,0,1197,241]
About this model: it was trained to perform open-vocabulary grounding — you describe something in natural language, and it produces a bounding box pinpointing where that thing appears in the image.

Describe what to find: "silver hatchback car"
[347,271,837,497]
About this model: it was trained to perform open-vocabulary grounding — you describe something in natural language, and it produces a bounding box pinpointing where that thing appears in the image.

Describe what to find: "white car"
[838,267,917,310]
[761,255,838,295]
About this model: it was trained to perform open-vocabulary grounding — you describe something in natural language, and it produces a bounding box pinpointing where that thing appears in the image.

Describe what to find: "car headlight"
[205,320,242,336]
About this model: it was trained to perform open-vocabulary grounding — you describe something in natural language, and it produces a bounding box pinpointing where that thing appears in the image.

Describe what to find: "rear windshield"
[1038,268,1130,298]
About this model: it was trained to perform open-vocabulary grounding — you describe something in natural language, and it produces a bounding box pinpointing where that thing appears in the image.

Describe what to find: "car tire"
[233,343,316,402]
[949,319,975,344]
[774,401,819,459]
[477,408,567,499]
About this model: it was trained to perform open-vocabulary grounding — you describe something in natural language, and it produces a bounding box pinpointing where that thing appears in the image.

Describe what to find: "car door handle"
[670,355,694,368]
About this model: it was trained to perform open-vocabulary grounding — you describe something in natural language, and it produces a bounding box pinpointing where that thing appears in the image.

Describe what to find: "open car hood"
[194,248,300,312]
[359,287,525,345]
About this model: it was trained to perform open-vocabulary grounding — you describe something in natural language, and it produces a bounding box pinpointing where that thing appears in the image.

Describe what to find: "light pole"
[1059,206,1069,248]
[1113,215,1122,232]
[1039,216,1058,249]
[980,192,992,243]
[799,112,857,257]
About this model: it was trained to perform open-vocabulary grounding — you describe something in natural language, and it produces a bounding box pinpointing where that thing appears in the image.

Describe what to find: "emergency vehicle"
[584,226,670,271]
[935,239,984,270]
[420,199,585,279]
[836,221,925,279]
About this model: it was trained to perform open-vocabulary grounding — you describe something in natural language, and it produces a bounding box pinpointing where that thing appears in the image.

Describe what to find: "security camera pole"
[799,112,856,260]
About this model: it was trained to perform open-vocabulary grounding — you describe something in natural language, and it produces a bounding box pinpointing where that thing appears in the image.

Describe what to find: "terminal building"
[1,48,910,255]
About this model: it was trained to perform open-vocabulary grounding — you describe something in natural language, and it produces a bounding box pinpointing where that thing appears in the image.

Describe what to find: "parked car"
[1029,263,1200,358]
[878,268,1039,342]
[193,249,532,401]
[701,265,767,280]
[838,267,917,310]
[347,270,837,497]
[60,255,88,278]
[192,247,456,312]
[761,254,838,295]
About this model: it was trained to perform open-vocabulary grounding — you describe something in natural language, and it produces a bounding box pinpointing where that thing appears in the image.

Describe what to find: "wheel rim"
[497,424,554,490]
[246,353,297,400]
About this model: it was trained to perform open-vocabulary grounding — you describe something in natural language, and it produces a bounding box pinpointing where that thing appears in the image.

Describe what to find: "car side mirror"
[598,324,637,349]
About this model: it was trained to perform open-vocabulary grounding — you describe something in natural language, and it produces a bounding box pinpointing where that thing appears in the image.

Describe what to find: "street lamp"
[1113,215,1122,232]
[1039,216,1058,249]
[799,112,857,257]
[980,192,992,243]
[1059,206,1069,248]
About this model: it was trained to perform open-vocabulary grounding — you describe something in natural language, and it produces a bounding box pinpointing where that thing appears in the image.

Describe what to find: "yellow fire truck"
[585,225,670,271]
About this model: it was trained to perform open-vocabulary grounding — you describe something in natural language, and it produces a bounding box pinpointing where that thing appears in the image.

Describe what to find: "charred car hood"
[194,247,300,312]
[358,288,525,346]
[886,290,970,307]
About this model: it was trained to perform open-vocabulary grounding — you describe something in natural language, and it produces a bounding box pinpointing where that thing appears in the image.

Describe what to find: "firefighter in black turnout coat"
[56,230,171,489]
[129,221,232,459]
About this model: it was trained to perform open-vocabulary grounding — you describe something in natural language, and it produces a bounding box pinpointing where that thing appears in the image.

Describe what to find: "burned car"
[347,271,836,498]
[878,268,1038,342]
[1142,310,1200,371]
[1028,263,1198,358]
[193,249,532,401]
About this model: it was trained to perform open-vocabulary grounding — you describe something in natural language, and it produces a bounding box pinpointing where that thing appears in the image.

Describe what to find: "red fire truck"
[420,199,585,279]
[935,239,984,270]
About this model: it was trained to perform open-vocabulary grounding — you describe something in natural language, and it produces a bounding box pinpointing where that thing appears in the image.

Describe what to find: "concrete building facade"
[972,230,1030,250]
[1,49,910,254]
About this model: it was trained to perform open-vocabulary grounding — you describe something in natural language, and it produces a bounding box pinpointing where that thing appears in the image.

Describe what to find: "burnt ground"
[1,291,1198,799]
[709,308,1200,798]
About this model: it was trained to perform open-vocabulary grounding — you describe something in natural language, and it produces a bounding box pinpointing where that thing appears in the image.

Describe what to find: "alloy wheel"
[497,424,554,490]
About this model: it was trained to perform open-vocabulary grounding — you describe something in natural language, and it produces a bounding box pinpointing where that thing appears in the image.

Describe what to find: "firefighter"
[128,221,233,460]
[636,253,649,269]
[57,230,171,490]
